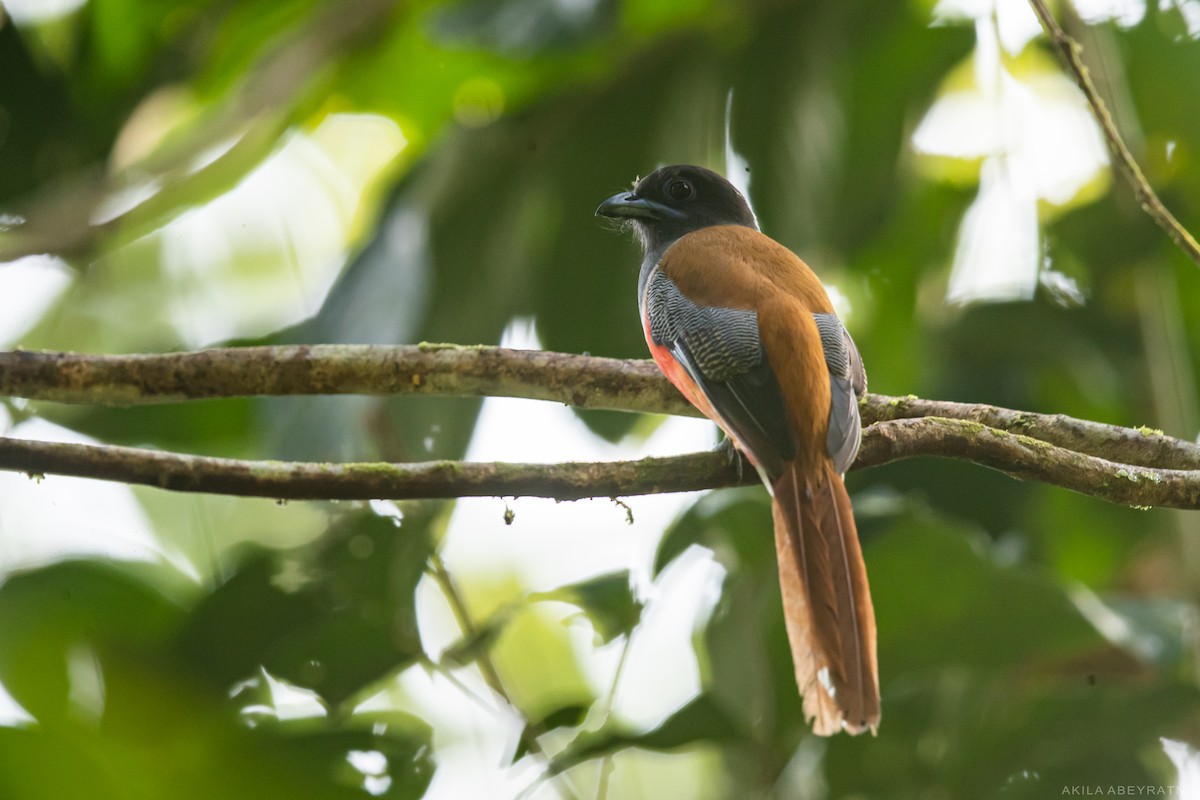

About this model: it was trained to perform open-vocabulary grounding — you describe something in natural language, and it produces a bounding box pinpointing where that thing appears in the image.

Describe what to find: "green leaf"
[511,701,590,763]
[552,693,739,773]
[1093,595,1193,669]
[178,508,434,708]
[439,610,511,668]
[668,489,801,770]
[869,515,1104,675]
[531,570,643,644]
[0,560,184,724]
[0,557,437,799]
[823,667,1200,799]
[632,693,741,750]
[257,710,436,800]
[0,19,82,203]
[37,399,257,457]
[653,488,772,577]
[538,702,591,731]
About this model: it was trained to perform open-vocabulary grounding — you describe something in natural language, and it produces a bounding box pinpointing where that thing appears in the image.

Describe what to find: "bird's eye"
[666,179,695,202]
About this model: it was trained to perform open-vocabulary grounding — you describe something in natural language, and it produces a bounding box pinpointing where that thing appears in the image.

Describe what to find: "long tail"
[771,458,879,735]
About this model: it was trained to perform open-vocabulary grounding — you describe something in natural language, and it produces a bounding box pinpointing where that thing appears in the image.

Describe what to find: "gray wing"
[646,269,795,479]
[814,312,867,474]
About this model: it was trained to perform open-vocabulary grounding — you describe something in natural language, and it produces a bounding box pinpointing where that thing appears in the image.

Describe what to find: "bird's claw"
[715,435,747,482]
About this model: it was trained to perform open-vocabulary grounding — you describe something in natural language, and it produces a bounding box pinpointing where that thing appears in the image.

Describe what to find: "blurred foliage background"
[2,0,1200,797]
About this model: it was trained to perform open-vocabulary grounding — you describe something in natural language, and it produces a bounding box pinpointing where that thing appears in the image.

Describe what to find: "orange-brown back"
[659,225,835,464]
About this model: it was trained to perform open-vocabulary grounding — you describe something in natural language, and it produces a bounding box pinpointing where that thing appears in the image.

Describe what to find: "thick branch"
[1028,0,1200,267]
[2,416,1199,508]
[0,345,692,417]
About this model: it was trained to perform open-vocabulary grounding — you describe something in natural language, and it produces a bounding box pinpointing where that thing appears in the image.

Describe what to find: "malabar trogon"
[597,165,879,735]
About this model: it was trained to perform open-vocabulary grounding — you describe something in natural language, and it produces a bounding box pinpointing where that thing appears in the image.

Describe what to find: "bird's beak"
[595,192,679,220]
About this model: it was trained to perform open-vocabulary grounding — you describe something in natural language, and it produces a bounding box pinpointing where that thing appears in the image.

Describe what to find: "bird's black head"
[596,165,758,260]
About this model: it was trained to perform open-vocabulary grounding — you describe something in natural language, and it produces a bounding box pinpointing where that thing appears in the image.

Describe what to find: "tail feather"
[772,459,879,735]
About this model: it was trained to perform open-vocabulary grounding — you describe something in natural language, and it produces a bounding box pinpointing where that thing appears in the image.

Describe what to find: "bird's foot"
[715,436,747,482]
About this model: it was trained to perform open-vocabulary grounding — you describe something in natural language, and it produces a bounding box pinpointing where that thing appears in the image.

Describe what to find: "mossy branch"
[0,344,690,415]
[2,345,1199,508]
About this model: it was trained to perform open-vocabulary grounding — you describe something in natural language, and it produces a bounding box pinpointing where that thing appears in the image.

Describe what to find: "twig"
[861,394,1200,470]
[3,417,1200,508]
[858,417,1200,509]
[427,554,583,800]
[0,437,752,500]
[1027,0,1200,266]
[594,626,635,800]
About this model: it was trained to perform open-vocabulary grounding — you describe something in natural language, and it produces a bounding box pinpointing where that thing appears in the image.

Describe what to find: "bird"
[596,165,879,735]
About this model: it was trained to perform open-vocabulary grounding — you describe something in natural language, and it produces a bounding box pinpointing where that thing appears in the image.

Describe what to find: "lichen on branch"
[1,344,1199,509]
